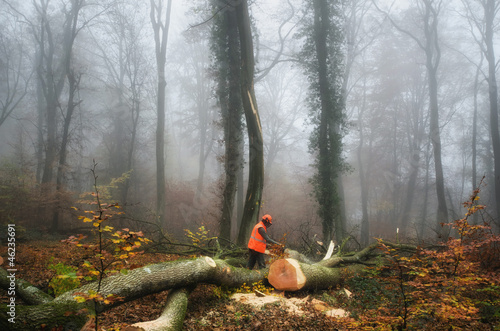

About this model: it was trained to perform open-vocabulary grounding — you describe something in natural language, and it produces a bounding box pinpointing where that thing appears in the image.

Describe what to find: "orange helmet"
[262,214,272,224]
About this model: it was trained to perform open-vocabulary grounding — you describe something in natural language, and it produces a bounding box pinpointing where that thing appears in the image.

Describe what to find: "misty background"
[0,0,498,249]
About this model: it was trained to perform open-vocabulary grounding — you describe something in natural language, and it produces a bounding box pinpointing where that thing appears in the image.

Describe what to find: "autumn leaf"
[74,296,86,303]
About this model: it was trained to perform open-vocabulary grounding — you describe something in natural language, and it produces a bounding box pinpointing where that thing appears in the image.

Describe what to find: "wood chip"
[254,289,266,297]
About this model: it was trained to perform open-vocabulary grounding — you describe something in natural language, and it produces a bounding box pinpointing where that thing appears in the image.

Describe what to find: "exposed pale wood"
[130,287,192,331]
[269,259,368,291]
[285,249,314,264]
[269,242,381,291]
[322,241,335,260]
[315,241,379,268]
[268,259,306,291]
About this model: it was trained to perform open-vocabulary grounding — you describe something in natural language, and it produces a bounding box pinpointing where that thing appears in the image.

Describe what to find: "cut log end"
[204,256,217,268]
[268,259,306,291]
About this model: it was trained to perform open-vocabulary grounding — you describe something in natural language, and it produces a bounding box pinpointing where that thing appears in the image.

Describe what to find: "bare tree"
[0,28,30,128]
[374,0,449,238]
[88,0,151,206]
[5,0,92,230]
[342,0,380,245]
[175,27,217,202]
[259,64,305,178]
[150,0,172,226]
[461,0,500,223]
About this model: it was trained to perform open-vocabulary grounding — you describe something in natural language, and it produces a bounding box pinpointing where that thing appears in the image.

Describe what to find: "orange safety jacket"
[248,221,267,253]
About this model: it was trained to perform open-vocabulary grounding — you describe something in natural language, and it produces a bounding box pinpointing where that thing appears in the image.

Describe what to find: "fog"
[0,0,498,248]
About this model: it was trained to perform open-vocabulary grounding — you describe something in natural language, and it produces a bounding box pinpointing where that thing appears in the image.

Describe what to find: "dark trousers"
[247,248,266,269]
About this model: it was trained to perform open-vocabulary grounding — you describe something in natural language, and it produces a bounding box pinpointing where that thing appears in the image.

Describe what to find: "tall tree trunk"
[236,0,265,246]
[308,0,345,244]
[213,3,243,242]
[52,0,84,231]
[121,97,140,207]
[420,1,448,238]
[400,103,425,237]
[484,0,500,221]
[472,58,482,224]
[150,0,172,227]
[419,140,432,241]
[52,70,80,231]
[315,0,333,244]
[35,51,45,183]
[399,149,420,237]
[358,81,370,246]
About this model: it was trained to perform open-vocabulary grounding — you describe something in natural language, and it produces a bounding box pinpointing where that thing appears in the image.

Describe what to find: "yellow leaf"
[93,222,100,227]
[74,296,86,303]
[83,217,92,223]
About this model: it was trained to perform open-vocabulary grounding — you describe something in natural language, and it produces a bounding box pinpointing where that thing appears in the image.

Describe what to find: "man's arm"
[258,227,280,245]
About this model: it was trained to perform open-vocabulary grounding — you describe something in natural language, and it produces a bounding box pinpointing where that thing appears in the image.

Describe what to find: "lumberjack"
[246,214,283,269]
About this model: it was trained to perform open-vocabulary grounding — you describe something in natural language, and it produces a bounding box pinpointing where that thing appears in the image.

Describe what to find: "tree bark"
[0,267,53,306]
[358,79,370,247]
[150,0,172,227]
[268,259,366,292]
[0,257,266,330]
[268,242,380,291]
[483,0,500,222]
[236,0,265,246]
[129,287,192,331]
[213,2,244,242]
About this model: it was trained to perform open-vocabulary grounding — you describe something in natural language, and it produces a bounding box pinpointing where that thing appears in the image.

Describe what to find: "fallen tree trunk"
[315,241,380,268]
[268,258,366,291]
[0,267,53,305]
[1,241,398,329]
[0,256,267,330]
[127,287,193,331]
[268,242,381,291]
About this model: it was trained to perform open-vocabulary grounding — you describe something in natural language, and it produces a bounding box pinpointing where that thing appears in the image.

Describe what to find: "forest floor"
[0,240,346,330]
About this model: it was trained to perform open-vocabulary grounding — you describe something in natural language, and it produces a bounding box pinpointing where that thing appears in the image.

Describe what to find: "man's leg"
[247,249,257,269]
[257,252,266,269]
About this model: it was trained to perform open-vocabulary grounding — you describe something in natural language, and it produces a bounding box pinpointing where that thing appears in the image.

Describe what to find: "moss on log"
[0,299,92,330]
[0,256,268,329]
[0,267,53,305]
